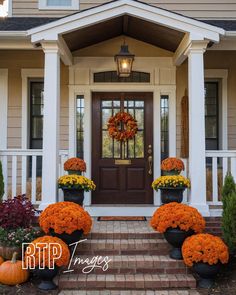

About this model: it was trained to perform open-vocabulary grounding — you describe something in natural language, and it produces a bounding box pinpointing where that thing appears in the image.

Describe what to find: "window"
[205,82,219,150]
[94,71,150,83]
[76,95,84,159]
[161,95,169,161]
[39,0,79,10]
[29,80,44,176]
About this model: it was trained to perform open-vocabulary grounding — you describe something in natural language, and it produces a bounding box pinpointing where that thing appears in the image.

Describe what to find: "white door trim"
[68,84,176,207]
[21,69,44,149]
[205,69,228,150]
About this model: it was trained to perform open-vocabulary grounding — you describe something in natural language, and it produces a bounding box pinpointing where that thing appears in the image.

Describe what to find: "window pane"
[76,95,84,159]
[47,0,72,6]
[161,95,169,160]
[205,82,219,150]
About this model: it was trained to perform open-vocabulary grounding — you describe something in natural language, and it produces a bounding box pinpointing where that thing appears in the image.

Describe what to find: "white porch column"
[186,41,210,216]
[40,42,60,210]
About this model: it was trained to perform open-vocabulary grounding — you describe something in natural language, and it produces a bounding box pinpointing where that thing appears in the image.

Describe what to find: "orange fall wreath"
[107,112,138,142]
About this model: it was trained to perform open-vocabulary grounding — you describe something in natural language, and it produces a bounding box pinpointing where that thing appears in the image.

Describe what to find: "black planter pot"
[160,188,185,204]
[164,227,194,260]
[162,170,180,176]
[49,228,84,246]
[34,266,59,291]
[67,170,82,175]
[193,262,222,288]
[62,188,84,205]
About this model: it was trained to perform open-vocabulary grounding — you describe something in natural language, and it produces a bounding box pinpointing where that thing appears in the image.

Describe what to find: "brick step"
[87,232,163,240]
[61,255,189,275]
[59,290,200,295]
[74,239,171,255]
[58,273,196,290]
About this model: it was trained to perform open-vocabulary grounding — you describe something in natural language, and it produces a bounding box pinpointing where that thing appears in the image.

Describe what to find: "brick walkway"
[60,290,201,295]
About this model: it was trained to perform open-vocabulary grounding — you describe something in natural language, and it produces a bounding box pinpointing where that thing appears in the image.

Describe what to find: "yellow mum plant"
[58,175,96,192]
[152,175,190,190]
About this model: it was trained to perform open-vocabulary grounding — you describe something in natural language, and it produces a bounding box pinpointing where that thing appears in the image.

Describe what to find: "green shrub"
[222,172,236,253]
[0,160,4,201]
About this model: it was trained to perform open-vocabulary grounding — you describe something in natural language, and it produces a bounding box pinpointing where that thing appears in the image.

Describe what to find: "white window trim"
[39,0,79,10]
[21,69,44,149]
[204,69,228,150]
[0,69,8,150]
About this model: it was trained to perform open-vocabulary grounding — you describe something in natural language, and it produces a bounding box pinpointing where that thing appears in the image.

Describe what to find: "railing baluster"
[223,157,228,181]
[230,157,236,181]
[31,155,37,205]
[21,155,27,195]
[1,156,8,200]
[11,155,17,198]
[212,157,218,203]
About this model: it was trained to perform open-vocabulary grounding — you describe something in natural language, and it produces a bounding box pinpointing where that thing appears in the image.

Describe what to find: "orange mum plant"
[39,202,92,235]
[25,235,70,268]
[161,157,185,173]
[182,233,229,267]
[150,202,205,234]
[64,157,86,172]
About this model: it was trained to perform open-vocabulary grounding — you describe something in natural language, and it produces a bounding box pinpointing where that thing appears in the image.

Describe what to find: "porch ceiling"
[62,15,184,52]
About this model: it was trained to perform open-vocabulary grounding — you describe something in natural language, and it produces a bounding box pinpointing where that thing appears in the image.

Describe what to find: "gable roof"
[27,0,224,43]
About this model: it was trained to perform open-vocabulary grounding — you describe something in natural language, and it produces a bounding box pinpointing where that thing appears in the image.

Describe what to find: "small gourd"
[0,256,3,265]
[0,252,29,285]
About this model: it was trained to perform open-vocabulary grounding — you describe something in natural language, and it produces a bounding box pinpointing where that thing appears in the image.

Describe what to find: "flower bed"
[161,157,185,174]
[58,175,96,192]
[25,235,70,268]
[64,157,86,172]
[39,201,92,235]
[182,233,229,267]
[150,202,205,233]
[152,175,190,190]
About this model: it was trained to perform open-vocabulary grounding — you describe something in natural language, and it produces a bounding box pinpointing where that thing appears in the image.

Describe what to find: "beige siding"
[0,50,69,150]
[176,51,236,156]
[12,0,236,19]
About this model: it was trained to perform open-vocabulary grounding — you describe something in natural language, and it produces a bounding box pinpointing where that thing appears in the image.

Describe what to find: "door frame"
[69,84,176,208]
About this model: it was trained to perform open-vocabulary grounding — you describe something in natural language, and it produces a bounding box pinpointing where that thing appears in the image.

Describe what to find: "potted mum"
[161,157,185,175]
[64,157,86,175]
[152,175,190,204]
[182,233,229,288]
[0,195,41,259]
[150,202,205,260]
[58,175,96,205]
[39,202,92,245]
[25,235,70,290]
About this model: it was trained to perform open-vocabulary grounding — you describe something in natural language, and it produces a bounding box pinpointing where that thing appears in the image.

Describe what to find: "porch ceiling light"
[114,43,135,78]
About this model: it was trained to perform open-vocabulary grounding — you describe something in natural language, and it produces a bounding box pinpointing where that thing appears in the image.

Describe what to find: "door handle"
[148,155,153,175]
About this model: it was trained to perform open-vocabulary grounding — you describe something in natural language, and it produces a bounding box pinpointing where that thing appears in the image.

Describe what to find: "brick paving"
[58,219,221,293]
[59,290,201,295]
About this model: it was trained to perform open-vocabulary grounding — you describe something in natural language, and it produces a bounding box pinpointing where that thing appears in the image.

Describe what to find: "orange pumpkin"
[0,252,29,285]
[0,257,3,265]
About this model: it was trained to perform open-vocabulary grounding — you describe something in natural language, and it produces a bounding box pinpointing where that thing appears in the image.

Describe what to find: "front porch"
[0,0,234,216]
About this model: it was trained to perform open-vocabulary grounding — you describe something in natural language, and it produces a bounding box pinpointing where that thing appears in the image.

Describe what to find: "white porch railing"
[206,150,236,205]
[0,149,69,205]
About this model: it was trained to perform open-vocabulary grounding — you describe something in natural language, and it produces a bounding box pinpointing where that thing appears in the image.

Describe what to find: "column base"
[189,203,210,217]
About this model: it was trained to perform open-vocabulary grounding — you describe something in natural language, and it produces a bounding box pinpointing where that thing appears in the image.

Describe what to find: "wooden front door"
[92,92,153,204]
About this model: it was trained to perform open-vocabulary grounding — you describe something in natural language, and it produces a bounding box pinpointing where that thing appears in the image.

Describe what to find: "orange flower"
[107,112,138,142]
[39,202,92,235]
[150,202,205,234]
[161,157,185,172]
[182,233,229,267]
[25,235,70,268]
[64,158,86,172]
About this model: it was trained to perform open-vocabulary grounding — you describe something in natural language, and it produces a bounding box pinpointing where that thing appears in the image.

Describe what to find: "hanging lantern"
[114,44,135,77]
